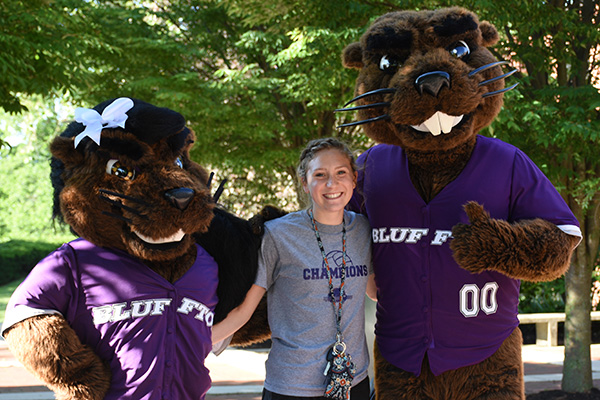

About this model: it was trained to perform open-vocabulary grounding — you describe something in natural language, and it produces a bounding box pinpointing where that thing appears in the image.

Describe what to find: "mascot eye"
[379,55,400,72]
[175,157,184,169]
[106,159,136,181]
[449,41,470,59]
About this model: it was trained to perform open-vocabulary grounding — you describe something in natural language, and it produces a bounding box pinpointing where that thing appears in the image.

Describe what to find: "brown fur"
[341,7,578,399]
[342,7,504,154]
[374,329,524,400]
[6,125,212,397]
[451,202,579,282]
[232,295,271,346]
[4,315,111,400]
[49,130,214,265]
[226,206,287,347]
[4,99,271,398]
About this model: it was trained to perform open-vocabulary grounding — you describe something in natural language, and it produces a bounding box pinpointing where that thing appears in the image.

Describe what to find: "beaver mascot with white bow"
[1,97,274,399]
[338,7,582,399]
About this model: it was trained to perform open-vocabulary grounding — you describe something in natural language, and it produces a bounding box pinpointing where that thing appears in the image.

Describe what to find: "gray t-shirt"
[255,209,373,397]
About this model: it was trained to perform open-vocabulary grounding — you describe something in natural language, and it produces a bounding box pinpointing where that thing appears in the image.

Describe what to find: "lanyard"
[308,208,347,342]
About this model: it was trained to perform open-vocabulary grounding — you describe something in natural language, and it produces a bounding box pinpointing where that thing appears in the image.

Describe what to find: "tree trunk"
[562,193,598,392]
[563,246,593,391]
[561,0,599,391]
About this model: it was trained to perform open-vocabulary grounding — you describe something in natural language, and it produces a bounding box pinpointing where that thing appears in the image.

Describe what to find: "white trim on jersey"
[557,224,582,237]
[558,224,583,246]
[1,305,63,337]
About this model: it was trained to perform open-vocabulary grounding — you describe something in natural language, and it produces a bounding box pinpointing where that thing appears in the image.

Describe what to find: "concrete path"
[2,341,600,399]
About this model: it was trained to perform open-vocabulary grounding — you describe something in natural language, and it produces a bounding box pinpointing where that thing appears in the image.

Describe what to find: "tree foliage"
[0,0,108,113]
[0,96,74,244]
[1,0,599,392]
[472,0,600,391]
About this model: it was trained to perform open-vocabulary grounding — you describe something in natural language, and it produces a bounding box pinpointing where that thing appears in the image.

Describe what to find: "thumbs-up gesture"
[450,201,508,275]
[450,201,576,281]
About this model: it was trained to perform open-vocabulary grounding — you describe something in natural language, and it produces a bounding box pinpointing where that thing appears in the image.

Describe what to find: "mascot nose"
[165,188,195,210]
[415,71,451,97]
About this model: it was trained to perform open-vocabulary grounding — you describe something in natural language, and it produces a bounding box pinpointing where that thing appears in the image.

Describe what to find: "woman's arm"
[366,273,377,302]
[212,284,267,344]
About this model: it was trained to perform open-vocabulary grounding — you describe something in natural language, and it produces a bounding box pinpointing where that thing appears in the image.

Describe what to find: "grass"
[0,278,23,324]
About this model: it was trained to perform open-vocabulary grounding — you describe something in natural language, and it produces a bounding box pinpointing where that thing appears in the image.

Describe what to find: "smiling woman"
[300,147,357,225]
[212,137,376,400]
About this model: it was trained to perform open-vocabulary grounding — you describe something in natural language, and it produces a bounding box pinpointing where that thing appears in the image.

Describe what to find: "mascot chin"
[339,7,582,399]
[1,97,273,400]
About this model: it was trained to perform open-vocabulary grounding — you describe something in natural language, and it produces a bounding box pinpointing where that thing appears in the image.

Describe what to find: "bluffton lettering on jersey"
[92,297,214,326]
[372,227,452,245]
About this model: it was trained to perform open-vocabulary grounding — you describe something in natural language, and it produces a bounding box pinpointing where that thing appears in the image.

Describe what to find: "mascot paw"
[452,202,577,281]
[248,205,287,236]
[450,201,509,274]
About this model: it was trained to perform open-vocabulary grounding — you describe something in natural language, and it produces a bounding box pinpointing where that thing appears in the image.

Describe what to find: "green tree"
[468,0,600,392]
[224,0,598,392]
[1,1,599,393]
[96,0,380,214]
[0,0,173,151]
[0,96,74,244]
[0,0,451,212]
[0,0,104,113]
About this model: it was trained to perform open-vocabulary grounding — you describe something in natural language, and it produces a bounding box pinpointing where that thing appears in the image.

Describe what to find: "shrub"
[519,278,566,313]
[0,240,63,286]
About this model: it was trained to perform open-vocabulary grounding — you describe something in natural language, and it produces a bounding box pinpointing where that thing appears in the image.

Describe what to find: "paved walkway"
[1,341,600,399]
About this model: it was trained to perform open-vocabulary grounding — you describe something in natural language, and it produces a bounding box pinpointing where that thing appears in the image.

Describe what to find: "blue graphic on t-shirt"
[302,250,368,282]
[324,287,352,303]
[300,249,368,302]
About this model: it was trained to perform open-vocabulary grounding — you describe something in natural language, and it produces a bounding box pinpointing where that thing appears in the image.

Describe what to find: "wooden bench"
[518,311,600,346]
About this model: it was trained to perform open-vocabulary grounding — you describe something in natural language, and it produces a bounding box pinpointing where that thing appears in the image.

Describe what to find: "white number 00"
[459,282,499,318]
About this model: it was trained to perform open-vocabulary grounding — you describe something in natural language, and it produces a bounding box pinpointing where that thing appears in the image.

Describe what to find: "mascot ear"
[480,21,499,47]
[342,42,364,69]
[50,136,84,167]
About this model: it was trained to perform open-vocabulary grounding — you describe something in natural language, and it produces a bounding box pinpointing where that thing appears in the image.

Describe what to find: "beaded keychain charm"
[324,338,357,400]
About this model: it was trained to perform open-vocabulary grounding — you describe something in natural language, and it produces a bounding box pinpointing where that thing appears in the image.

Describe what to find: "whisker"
[334,102,390,113]
[98,189,152,206]
[482,83,519,98]
[342,88,397,107]
[98,195,149,219]
[213,178,227,203]
[102,211,133,224]
[468,61,510,77]
[479,69,517,87]
[337,114,390,129]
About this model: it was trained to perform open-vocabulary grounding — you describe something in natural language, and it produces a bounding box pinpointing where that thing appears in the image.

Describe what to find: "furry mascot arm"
[451,201,580,282]
[229,205,286,346]
[3,315,110,400]
[196,205,285,347]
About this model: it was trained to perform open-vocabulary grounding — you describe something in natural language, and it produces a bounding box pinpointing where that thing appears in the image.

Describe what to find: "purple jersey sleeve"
[2,244,79,336]
[510,149,581,237]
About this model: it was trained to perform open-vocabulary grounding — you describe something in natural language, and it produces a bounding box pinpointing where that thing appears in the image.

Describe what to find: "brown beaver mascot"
[339,7,582,399]
[1,97,274,399]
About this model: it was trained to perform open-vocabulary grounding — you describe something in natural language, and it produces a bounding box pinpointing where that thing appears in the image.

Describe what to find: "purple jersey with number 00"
[349,136,580,376]
[2,238,219,400]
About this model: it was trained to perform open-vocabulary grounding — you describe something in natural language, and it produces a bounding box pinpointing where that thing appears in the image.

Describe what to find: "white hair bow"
[73,97,135,148]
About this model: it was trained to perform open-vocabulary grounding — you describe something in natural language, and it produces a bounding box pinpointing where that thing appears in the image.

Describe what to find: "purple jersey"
[2,238,218,400]
[349,136,580,376]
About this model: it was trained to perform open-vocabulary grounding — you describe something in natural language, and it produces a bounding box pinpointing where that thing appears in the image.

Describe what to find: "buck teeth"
[411,112,463,136]
[133,229,185,244]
